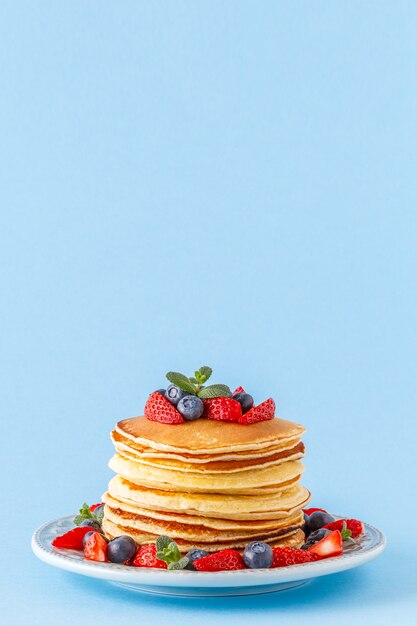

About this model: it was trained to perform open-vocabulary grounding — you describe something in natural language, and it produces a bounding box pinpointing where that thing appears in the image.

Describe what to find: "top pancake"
[116,416,305,454]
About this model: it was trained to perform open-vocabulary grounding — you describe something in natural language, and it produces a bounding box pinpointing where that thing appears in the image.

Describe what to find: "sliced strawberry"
[83,532,108,562]
[194,549,245,571]
[232,386,246,395]
[303,507,327,516]
[203,397,242,422]
[52,526,96,550]
[307,529,343,559]
[239,398,275,424]
[324,518,364,538]
[271,547,319,567]
[133,544,167,569]
[90,503,104,512]
[144,391,184,424]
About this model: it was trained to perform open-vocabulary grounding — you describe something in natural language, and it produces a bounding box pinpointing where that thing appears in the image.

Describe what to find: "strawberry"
[203,397,242,422]
[90,503,104,512]
[324,518,364,538]
[238,398,275,424]
[133,543,167,569]
[232,386,246,394]
[303,507,327,516]
[83,531,108,562]
[307,530,343,559]
[271,547,319,567]
[194,549,245,571]
[52,526,96,550]
[144,391,184,424]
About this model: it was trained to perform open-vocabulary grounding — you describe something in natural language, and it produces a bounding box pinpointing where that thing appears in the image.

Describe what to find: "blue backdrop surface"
[1,1,416,625]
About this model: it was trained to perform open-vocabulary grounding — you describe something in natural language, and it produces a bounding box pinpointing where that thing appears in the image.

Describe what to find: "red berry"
[133,544,167,569]
[307,530,343,559]
[232,386,246,394]
[303,507,327,516]
[238,398,275,424]
[83,532,108,562]
[271,547,319,567]
[194,549,245,571]
[90,503,104,512]
[324,518,364,538]
[52,526,96,550]
[203,397,242,422]
[144,391,184,424]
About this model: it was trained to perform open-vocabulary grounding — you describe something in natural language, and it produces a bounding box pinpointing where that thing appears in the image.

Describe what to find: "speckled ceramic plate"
[31,514,385,596]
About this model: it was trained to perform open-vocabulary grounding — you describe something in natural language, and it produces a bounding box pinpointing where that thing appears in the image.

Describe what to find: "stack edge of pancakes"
[102,416,311,552]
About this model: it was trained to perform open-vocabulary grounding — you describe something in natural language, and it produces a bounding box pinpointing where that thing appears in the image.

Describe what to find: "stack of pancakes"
[102,416,311,552]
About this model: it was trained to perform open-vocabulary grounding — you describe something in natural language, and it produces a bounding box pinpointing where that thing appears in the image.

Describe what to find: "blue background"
[1,1,416,624]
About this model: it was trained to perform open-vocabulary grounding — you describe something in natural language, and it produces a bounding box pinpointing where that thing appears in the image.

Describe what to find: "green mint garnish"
[341,521,353,541]
[165,366,230,399]
[155,536,189,570]
[74,502,103,527]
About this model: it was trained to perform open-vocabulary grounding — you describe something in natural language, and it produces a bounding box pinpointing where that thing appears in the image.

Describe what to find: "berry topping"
[301,528,331,549]
[203,397,242,422]
[52,526,96,550]
[232,392,254,414]
[84,531,109,562]
[238,398,275,424]
[271,547,320,567]
[232,386,246,394]
[194,549,245,571]
[306,530,343,559]
[165,385,190,407]
[323,518,364,538]
[243,541,273,569]
[107,535,137,563]
[145,391,185,424]
[79,519,101,531]
[133,543,168,569]
[303,507,327,516]
[307,511,335,532]
[90,503,104,512]
[155,388,166,396]
[185,549,210,570]
[177,395,204,421]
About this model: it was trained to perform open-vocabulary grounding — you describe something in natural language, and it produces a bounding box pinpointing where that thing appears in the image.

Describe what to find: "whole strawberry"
[133,543,168,569]
[194,549,245,571]
[271,547,319,567]
[324,518,364,538]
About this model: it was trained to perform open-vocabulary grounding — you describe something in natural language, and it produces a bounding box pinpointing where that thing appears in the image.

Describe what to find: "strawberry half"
[307,530,343,559]
[238,398,275,424]
[271,547,320,567]
[232,386,246,394]
[144,391,184,424]
[194,549,245,571]
[303,507,327,516]
[133,544,167,569]
[203,397,242,422]
[52,526,96,550]
[324,518,364,538]
[83,532,108,562]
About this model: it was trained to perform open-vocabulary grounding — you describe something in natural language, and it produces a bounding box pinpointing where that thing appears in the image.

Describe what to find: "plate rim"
[31,513,386,588]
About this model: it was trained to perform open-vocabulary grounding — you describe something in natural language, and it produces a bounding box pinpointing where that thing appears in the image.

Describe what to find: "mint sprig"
[155,535,189,570]
[74,502,103,527]
[165,366,231,398]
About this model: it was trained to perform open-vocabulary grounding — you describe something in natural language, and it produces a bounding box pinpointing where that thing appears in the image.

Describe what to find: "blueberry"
[307,511,335,533]
[301,528,331,550]
[82,530,108,548]
[106,535,137,563]
[165,385,189,406]
[155,388,166,396]
[79,519,101,531]
[232,392,254,414]
[243,541,273,569]
[185,548,209,570]
[177,395,204,421]
[302,513,310,537]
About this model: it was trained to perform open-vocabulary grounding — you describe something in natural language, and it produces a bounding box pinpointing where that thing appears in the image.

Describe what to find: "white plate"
[32,514,386,597]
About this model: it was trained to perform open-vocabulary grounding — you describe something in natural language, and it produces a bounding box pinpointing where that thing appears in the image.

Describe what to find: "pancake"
[103,414,310,552]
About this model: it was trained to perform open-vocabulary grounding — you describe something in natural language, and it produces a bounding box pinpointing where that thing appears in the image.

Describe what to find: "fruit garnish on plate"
[193,549,245,572]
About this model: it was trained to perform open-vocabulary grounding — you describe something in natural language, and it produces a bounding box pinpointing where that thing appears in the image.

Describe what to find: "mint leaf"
[74,502,103,527]
[198,384,231,399]
[168,557,189,570]
[195,366,212,384]
[189,377,198,385]
[341,521,352,540]
[166,372,196,394]
[94,507,104,525]
[156,535,173,551]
